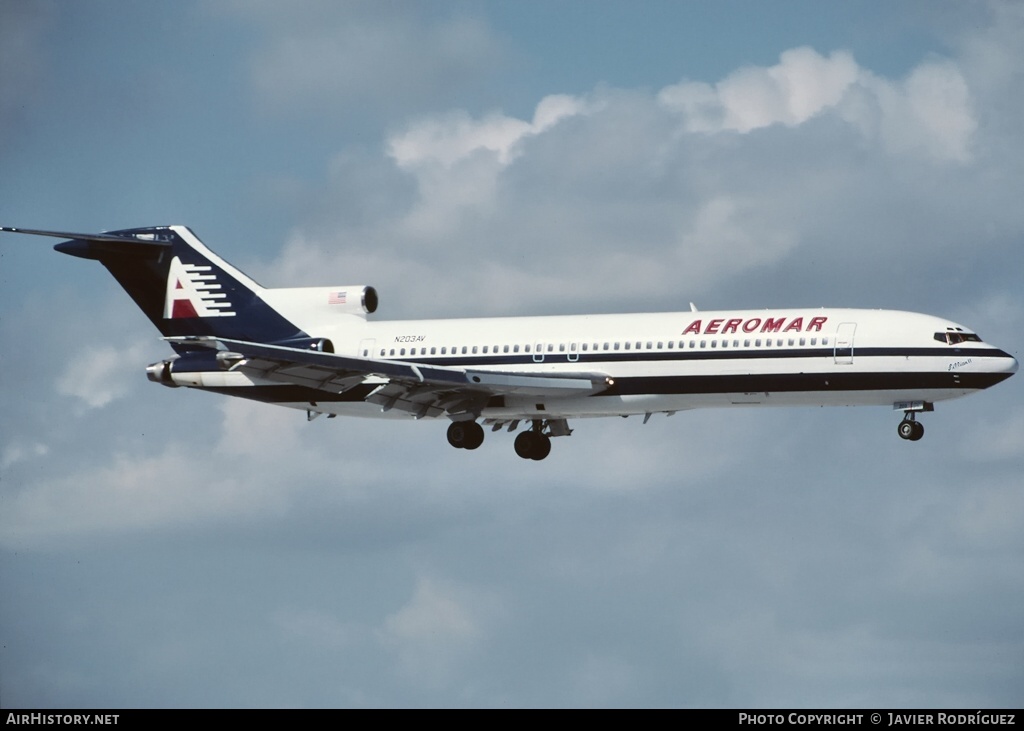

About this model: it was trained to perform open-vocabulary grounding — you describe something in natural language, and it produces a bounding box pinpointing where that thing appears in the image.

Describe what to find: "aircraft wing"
[167,336,612,419]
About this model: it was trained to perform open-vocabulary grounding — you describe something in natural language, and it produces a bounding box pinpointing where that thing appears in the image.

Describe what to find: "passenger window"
[513,344,520,353]
[624,342,630,350]
[657,341,663,349]
[700,340,706,348]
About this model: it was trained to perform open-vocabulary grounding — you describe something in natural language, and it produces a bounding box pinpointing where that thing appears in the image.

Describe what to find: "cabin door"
[834,323,856,365]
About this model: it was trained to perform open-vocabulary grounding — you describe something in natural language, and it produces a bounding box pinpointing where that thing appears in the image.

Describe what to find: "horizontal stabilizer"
[0,226,172,246]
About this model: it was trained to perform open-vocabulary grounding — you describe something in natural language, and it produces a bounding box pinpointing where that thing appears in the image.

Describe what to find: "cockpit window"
[934,331,982,345]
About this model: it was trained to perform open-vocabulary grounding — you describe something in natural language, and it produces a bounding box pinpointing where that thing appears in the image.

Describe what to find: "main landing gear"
[897,413,925,441]
[446,420,484,450]
[514,426,552,461]
[446,419,556,460]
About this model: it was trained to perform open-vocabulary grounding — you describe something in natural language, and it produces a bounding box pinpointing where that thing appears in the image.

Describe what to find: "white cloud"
[389,94,589,169]
[1,441,49,470]
[378,576,488,686]
[858,60,976,163]
[674,196,799,284]
[659,46,975,163]
[0,398,305,549]
[272,607,354,650]
[0,445,292,550]
[265,38,999,326]
[660,47,860,134]
[55,340,151,410]
[383,95,590,239]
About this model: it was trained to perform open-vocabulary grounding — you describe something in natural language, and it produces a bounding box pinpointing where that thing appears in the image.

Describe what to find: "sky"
[1,0,1022,708]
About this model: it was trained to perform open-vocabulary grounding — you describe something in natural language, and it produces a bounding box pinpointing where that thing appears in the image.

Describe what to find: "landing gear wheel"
[447,421,484,450]
[530,433,551,460]
[898,418,924,441]
[514,430,551,460]
[514,431,535,458]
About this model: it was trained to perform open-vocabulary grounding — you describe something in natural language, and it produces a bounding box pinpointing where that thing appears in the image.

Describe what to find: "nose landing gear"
[895,401,932,441]
[897,413,925,441]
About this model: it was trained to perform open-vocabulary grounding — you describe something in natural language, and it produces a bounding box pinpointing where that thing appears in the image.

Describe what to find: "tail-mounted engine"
[259,285,379,322]
[146,350,248,388]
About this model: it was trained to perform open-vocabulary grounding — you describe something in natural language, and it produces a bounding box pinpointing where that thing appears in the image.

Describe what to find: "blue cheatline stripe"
[194,370,1011,405]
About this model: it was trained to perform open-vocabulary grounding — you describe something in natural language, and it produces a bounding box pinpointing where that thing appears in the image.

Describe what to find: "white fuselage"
[198,306,1017,421]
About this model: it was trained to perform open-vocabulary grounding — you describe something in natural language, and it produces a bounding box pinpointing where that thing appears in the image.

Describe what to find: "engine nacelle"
[147,351,249,388]
[316,285,378,315]
[259,284,379,322]
[146,358,179,387]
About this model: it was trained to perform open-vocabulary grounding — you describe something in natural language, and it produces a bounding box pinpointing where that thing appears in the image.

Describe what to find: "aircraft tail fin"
[2,225,304,345]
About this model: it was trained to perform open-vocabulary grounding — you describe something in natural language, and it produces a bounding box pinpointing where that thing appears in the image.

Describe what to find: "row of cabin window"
[381,337,832,358]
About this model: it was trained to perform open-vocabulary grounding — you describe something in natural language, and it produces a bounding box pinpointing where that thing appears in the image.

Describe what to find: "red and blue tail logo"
[164,256,237,319]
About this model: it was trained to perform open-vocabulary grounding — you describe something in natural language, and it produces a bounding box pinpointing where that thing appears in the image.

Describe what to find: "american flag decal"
[328,291,347,305]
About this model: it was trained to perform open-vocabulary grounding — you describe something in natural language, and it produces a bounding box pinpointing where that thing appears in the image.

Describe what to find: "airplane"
[1,225,1017,460]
